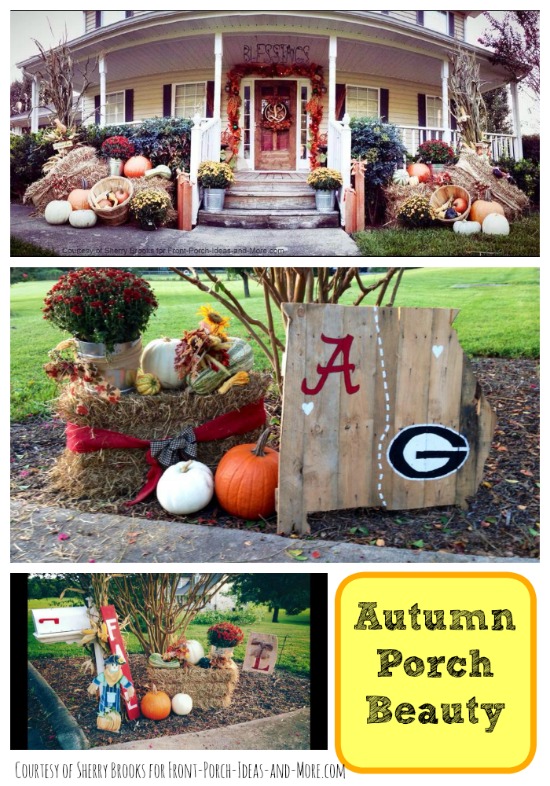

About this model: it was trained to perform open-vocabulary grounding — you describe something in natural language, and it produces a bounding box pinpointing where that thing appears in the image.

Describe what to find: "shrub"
[79,124,132,152]
[10,132,55,201]
[521,135,539,163]
[130,117,193,171]
[193,608,260,626]
[398,195,437,228]
[497,156,540,205]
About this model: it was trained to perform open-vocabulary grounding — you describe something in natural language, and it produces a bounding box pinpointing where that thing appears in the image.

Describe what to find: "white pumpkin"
[157,460,214,515]
[408,176,420,187]
[482,213,510,236]
[184,640,205,665]
[392,169,410,186]
[171,693,193,716]
[45,200,72,225]
[69,209,97,228]
[141,337,183,390]
[453,220,481,236]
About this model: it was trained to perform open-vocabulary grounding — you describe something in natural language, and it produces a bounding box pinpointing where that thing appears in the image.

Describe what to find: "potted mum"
[306,167,343,212]
[197,161,235,213]
[129,188,172,230]
[417,139,455,175]
[101,136,136,177]
[207,622,244,665]
[43,268,158,391]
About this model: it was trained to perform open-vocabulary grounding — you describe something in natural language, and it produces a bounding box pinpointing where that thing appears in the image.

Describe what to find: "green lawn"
[355,214,540,257]
[11,267,539,420]
[27,598,310,676]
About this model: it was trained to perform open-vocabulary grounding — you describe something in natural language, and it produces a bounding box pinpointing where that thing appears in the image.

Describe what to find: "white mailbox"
[32,606,91,645]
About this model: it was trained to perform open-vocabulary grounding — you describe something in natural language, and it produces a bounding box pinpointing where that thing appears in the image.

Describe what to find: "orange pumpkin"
[407,163,431,184]
[470,190,505,225]
[124,155,153,178]
[140,685,171,721]
[214,429,279,520]
[68,189,91,211]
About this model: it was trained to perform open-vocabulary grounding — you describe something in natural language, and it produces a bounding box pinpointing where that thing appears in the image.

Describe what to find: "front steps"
[198,172,341,230]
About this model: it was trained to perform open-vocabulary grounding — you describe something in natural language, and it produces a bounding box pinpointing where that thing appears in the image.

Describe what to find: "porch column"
[31,74,40,133]
[214,33,223,120]
[441,58,451,144]
[99,53,107,128]
[509,81,523,161]
[329,36,337,122]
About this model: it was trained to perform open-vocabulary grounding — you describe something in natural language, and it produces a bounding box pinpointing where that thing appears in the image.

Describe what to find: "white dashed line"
[374,307,391,508]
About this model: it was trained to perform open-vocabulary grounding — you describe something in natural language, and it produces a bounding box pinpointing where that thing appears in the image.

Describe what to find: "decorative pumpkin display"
[145,165,172,180]
[392,169,410,187]
[214,429,279,520]
[157,460,214,515]
[187,337,254,395]
[68,209,97,229]
[407,163,431,183]
[44,200,72,225]
[470,191,505,225]
[140,685,172,721]
[136,369,162,396]
[67,188,92,211]
[148,653,181,670]
[453,220,481,236]
[408,176,419,187]
[141,337,184,390]
[184,640,205,666]
[124,155,153,178]
[482,213,510,236]
[172,693,193,716]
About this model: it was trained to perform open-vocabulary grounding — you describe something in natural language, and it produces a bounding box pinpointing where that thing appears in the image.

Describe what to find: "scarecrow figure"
[88,654,135,733]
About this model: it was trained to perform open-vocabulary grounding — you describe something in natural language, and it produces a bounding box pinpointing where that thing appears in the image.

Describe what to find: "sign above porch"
[243,43,310,65]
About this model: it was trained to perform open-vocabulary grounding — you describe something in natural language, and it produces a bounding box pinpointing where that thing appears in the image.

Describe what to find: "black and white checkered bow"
[150,426,197,468]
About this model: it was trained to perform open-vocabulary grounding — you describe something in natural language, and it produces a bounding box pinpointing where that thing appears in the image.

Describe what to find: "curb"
[28,662,90,750]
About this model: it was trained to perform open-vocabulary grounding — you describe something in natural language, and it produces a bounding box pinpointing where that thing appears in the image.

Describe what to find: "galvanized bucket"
[75,338,142,393]
[202,188,226,213]
[315,190,336,213]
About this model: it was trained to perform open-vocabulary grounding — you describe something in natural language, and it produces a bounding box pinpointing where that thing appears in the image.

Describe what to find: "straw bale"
[146,663,239,709]
[49,372,271,500]
[383,182,434,226]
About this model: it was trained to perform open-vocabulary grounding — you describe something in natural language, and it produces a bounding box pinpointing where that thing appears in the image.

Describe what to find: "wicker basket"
[430,185,471,224]
[89,177,134,226]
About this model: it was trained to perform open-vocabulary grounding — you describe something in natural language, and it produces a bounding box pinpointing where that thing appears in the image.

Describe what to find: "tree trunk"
[240,273,250,298]
[271,606,280,623]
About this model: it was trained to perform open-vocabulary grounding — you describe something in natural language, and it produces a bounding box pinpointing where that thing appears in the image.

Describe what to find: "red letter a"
[301,334,360,396]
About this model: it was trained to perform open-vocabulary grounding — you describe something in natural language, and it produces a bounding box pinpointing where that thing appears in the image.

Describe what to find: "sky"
[9,9,539,133]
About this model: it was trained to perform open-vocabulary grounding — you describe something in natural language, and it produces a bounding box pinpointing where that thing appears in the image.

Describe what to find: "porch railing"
[397,125,517,162]
[327,114,352,225]
[190,115,222,224]
[484,133,515,161]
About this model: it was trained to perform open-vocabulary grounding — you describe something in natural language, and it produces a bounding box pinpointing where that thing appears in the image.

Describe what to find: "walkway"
[10,204,360,257]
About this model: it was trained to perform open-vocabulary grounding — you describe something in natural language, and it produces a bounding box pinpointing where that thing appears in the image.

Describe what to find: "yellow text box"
[335,573,536,773]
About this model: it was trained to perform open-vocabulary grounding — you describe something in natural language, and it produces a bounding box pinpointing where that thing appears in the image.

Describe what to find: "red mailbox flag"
[100,605,140,719]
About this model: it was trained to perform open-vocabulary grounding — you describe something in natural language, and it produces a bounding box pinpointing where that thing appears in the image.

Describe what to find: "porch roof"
[17,11,511,91]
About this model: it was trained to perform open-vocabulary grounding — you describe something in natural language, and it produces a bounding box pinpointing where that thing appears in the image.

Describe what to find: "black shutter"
[124,89,134,124]
[94,94,101,125]
[206,81,215,118]
[448,12,455,37]
[380,89,389,123]
[450,99,458,131]
[416,11,424,26]
[163,84,172,118]
[336,84,346,121]
[95,11,102,28]
[125,11,134,19]
[417,94,427,127]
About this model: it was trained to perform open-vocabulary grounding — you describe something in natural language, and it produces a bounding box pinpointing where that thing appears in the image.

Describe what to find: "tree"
[231,574,310,623]
[10,76,33,115]
[479,11,540,95]
[484,88,512,135]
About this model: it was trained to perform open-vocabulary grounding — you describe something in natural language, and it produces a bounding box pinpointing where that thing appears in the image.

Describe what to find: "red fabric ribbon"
[66,398,267,505]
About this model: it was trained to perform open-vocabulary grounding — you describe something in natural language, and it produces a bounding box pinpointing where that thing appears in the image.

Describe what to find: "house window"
[346,86,380,119]
[174,83,207,118]
[101,11,127,27]
[105,91,125,124]
[424,11,449,35]
[426,96,443,128]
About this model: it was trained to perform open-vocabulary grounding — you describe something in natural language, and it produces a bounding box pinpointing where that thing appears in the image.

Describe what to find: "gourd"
[148,653,181,669]
[184,640,205,665]
[136,370,162,396]
[214,429,279,520]
[69,209,97,228]
[408,176,420,187]
[188,338,254,395]
[45,200,72,225]
[67,188,92,211]
[392,169,410,186]
[470,190,505,225]
[172,694,193,716]
[453,220,481,236]
[157,460,214,515]
[140,686,172,720]
[145,165,172,180]
[124,155,153,178]
[141,337,184,390]
[482,213,510,236]
[407,163,431,183]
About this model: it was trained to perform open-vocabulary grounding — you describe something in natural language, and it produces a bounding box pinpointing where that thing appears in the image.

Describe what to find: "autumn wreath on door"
[261,100,292,132]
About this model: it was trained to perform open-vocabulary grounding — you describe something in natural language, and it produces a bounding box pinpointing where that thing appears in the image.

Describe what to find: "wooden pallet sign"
[277,304,496,534]
[242,633,278,675]
[100,605,140,720]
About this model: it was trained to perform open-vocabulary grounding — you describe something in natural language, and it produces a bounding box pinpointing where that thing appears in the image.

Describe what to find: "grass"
[10,236,59,256]
[354,214,540,257]
[27,599,311,676]
[11,268,539,420]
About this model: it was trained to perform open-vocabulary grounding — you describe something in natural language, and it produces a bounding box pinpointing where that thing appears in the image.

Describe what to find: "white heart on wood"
[302,402,314,416]
[432,346,444,359]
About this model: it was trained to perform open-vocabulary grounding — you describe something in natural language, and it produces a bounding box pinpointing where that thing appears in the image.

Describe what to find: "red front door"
[255,81,297,171]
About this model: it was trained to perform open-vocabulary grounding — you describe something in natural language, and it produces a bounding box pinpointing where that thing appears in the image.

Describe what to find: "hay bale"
[383,182,434,226]
[49,372,271,501]
[146,663,239,709]
[451,148,530,220]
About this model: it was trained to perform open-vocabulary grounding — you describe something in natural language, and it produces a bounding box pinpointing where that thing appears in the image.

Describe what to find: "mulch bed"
[11,358,539,559]
[29,655,310,750]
